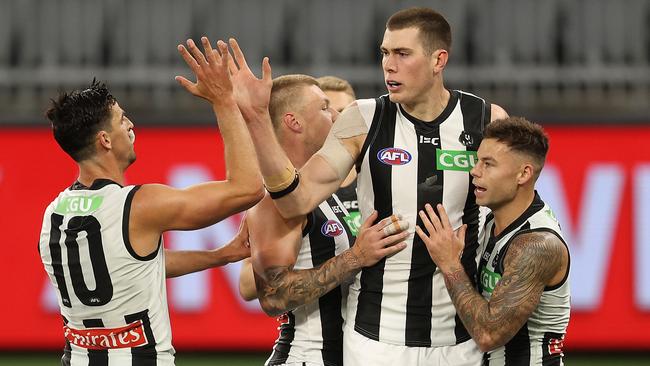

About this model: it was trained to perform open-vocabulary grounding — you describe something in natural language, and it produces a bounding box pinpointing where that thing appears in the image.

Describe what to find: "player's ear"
[432,49,448,74]
[97,130,112,150]
[517,163,534,185]
[282,112,302,133]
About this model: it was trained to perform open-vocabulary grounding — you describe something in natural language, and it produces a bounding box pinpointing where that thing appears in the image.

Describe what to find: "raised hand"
[175,37,234,105]
[223,213,252,263]
[415,203,466,273]
[225,38,273,121]
[351,211,410,267]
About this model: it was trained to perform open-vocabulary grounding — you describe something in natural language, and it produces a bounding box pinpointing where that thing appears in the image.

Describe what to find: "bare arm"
[129,37,263,256]
[165,215,251,278]
[226,38,364,218]
[415,204,568,352]
[250,195,408,316]
[239,258,257,301]
[490,103,509,122]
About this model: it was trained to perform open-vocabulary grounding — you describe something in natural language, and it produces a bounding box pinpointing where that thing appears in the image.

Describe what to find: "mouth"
[128,129,136,144]
[386,80,402,92]
[473,182,486,195]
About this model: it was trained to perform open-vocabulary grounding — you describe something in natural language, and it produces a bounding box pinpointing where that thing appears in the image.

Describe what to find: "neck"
[492,188,535,236]
[77,157,126,187]
[400,77,449,121]
[281,138,310,170]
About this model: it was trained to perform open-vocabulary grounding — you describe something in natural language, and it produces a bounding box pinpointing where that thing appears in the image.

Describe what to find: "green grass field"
[1,352,649,366]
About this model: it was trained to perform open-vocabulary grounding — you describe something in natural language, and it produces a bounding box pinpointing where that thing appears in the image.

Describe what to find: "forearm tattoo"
[443,231,565,349]
[256,249,362,316]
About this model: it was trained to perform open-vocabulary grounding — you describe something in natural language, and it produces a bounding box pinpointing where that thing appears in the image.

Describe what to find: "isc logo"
[321,220,344,237]
[377,147,412,165]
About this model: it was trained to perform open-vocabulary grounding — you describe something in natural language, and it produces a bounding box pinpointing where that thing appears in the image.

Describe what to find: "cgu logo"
[54,196,104,215]
[436,149,477,172]
[480,268,501,295]
[321,220,344,237]
[377,147,412,165]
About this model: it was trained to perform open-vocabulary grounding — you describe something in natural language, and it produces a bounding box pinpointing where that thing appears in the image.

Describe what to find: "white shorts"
[343,326,482,366]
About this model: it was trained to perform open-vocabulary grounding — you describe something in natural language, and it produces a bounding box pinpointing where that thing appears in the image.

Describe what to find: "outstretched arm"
[250,195,408,316]
[165,214,251,278]
[226,38,365,218]
[239,258,257,301]
[415,204,568,352]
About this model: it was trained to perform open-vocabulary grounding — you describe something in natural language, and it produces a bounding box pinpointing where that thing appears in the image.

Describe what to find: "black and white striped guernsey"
[38,179,174,365]
[266,194,353,366]
[478,192,570,366]
[349,90,490,347]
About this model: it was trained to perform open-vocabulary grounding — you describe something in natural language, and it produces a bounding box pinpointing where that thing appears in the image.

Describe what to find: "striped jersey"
[266,194,353,366]
[349,90,490,347]
[38,179,174,365]
[336,178,361,237]
[479,192,570,366]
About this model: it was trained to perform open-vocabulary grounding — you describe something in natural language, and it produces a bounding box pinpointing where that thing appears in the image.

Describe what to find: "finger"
[212,48,223,64]
[437,204,452,231]
[425,204,443,232]
[227,50,239,75]
[187,38,208,66]
[217,40,231,70]
[229,38,250,71]
[381,242,407,257]
[380,230,410,247]
[262,57,272,83]
[418,209,436,236]
[414,225,430,244]
[177,45,201,74]
[174,76,196,93]
[382,218,409,236]
[201,36,217,65]
[359,211,378,231]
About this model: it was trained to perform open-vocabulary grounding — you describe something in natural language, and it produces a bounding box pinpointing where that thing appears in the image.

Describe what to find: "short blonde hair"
[269,74,319,130]
[315,76,356,99]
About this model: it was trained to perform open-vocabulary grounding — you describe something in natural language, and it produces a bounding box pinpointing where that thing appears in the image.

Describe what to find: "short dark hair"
[483,117,549,176]
[46,80,116,162]
[386,7,452,55]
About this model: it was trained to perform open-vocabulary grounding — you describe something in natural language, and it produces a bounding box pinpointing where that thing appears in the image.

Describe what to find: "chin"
[387,92,403,103]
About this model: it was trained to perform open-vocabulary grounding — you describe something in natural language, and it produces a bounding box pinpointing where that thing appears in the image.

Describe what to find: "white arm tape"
[315,103,369,180]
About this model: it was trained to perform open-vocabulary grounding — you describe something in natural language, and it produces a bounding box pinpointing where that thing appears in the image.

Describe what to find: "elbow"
[237,183,265,210]
[476,333,503,353]
[259,298,286,317]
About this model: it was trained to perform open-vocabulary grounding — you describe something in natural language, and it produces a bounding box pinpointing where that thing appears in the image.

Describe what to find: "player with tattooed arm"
[416,117,570,365]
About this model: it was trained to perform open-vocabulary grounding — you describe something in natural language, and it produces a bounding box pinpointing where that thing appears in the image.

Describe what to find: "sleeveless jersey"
[38,179,174,365]
[266,194,353,366]
[350,90,490,347]
[478,192,570,366]
[335,178,360,237]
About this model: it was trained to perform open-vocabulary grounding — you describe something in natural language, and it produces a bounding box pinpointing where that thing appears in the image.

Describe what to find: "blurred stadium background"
[1,0,649,365]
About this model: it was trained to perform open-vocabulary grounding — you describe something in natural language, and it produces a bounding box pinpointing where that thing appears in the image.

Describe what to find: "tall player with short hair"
[228,7,508,365]
[416,117,570,365]
[38,37,263,365]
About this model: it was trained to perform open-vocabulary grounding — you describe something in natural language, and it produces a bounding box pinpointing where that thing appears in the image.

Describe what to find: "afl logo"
[377,147,412,165]
[321,220,344,237]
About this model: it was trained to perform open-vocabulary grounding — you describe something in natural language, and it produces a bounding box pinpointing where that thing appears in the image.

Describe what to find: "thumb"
[456,224,467,243]
[175,76,196,93]
[262,57,272,83]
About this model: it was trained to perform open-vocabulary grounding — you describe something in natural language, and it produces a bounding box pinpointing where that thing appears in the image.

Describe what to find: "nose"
[383,54,396,73]
[470,163,479,178]
[330,107,339,123]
